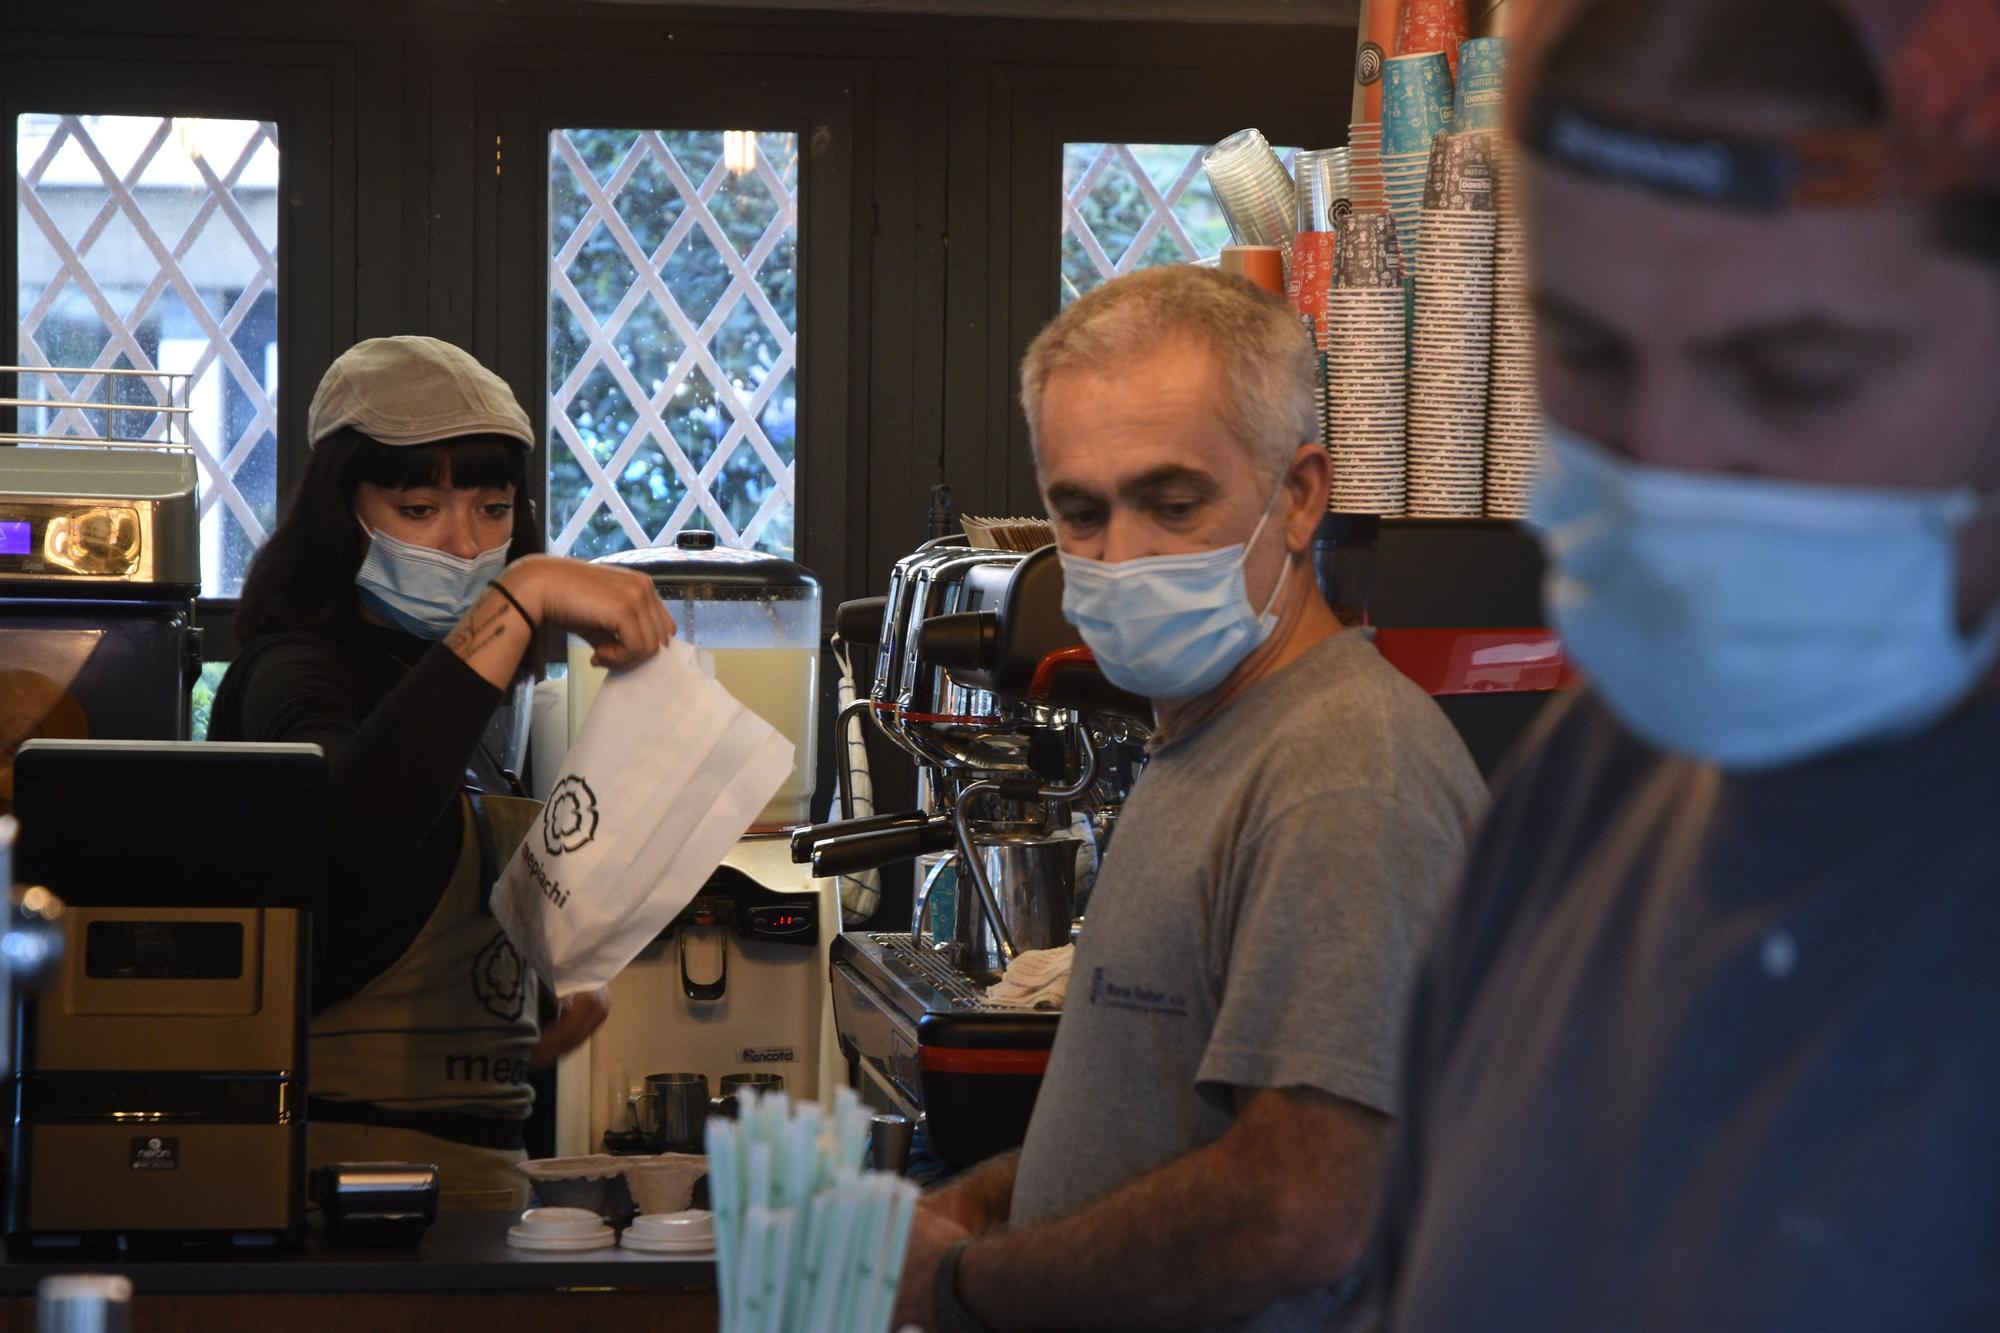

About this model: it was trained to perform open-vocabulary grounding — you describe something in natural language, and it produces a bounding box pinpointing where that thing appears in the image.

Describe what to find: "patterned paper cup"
[1396,0,1472,78]
[1334,212,1406,290]
[1381,52,1456,157]
[1453,37,1510,132]
[1352,0,1405,123]
[1423,131,1500,212]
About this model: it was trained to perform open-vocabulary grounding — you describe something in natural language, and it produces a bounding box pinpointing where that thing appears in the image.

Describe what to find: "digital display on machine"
[86,921,245,980]
[0,520,29,556]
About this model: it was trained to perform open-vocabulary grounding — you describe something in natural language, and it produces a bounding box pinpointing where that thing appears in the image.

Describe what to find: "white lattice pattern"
[15,114,280,597]
[547,129,800,559]
[1060,141,1300,306]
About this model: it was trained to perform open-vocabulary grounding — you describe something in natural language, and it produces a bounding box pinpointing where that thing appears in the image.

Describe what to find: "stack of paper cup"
[1328,212,1409,516]
[1487,138,1538,518]
[1407,131,1496,518]
[1352,0,1402,123]
[1289,152,1342,446]
[1454,36,1510,133]
[1346,122,1386,215]
[1204,129,1299,272]
[1380,52,1455,284]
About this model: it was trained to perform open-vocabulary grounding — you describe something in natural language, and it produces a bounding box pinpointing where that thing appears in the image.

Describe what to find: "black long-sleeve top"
[209,617,506,1008]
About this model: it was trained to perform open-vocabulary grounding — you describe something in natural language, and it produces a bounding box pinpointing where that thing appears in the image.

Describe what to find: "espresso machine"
[806,540,1147,1168]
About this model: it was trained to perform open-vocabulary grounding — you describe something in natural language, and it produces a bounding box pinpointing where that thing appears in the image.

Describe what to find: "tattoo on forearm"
[446,602,520,660]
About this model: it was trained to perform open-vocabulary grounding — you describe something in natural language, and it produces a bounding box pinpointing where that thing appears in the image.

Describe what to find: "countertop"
[0,1210,714,1296]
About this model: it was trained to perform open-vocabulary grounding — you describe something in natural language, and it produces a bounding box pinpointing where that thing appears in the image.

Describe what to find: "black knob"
[918,611,999,672]
[835,596,889,649]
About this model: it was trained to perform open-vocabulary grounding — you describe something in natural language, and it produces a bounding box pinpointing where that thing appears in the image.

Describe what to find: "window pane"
[15,114,280,597]
[548,128,800,560]
[1060,141,1299,306]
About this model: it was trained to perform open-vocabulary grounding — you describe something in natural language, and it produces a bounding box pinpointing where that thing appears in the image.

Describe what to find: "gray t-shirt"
[1009,629,1487,1331]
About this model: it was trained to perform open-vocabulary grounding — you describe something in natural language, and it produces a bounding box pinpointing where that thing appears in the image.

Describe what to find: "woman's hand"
[529,986,612,1070]
[503,554,675,669]
[445,554,674,690]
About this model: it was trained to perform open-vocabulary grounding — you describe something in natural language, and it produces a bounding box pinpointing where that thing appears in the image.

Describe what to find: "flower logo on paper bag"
[542,775,600,855]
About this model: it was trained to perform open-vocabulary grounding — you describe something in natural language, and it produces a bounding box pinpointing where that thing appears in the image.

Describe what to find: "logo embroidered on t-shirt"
[1087,966,1189,1018]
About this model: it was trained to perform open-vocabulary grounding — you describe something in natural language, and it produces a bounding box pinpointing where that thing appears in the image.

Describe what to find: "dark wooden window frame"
[0,32,349,659]
[479,44,865,610]
[938,25,1354,522]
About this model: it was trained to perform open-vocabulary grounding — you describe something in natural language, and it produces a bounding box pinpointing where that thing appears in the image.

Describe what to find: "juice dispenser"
[567,531,821,830]
[556,534,844,1156]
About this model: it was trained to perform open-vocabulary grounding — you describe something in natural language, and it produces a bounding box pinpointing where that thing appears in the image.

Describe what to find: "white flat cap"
[307,335,533,448]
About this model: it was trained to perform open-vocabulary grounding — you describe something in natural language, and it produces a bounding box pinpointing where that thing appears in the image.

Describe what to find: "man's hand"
[951,1086,1385,1330]
[923,1150,1020,1236]
[891,1204,971,1333]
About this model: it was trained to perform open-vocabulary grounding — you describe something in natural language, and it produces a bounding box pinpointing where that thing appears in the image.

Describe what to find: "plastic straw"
[761,1208,796,1333]
[807,1188,861,1331]
[736,1206,771,1331]
[862,1180,920,1333]
[707,1091,921,1333]
[706,1120,741,1331]
[838,1176,892,1332]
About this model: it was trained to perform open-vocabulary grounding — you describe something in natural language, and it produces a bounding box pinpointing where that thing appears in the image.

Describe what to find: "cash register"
[6,739,325,1253]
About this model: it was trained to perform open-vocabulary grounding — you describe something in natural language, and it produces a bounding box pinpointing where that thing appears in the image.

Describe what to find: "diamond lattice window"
[15,113,280,597]
[548,128,800,560]
[1061,141,1300,307]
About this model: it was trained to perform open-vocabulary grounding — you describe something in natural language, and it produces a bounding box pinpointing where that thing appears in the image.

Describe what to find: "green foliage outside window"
[549,129,799,559]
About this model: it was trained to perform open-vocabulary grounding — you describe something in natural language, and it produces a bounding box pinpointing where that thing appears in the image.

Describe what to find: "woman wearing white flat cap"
[211,336,673,1208]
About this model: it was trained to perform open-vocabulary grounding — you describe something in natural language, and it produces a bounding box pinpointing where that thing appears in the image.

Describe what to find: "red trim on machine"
[918,1047,1052,1076]
[1028,644,1098,700]
[1373,628,1577,696]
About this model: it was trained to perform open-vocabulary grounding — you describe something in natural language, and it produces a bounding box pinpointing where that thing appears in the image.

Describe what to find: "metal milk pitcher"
[952,832,1079,980]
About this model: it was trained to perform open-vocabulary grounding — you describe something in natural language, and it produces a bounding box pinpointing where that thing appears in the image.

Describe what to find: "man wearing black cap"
[1356,0,2000,1327]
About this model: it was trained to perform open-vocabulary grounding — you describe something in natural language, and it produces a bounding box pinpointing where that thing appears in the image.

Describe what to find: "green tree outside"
[549,129,800,559]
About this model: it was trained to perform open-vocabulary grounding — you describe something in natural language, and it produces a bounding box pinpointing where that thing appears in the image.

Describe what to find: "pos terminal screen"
[86,921,245,980]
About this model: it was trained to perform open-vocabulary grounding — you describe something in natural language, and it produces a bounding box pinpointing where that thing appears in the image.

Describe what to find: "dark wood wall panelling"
[2,1,1353,624]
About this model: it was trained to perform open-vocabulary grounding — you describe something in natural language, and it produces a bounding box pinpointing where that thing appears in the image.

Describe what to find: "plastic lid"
[594,537,819,595]
[626,1209,715,1243]
[516,1206,609,1236]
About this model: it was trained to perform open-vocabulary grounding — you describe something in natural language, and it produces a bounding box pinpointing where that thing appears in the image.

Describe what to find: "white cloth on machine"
[986,944,1076,1009]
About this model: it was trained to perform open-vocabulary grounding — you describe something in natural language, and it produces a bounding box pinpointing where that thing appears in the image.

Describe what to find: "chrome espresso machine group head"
[799,537,1148,1168]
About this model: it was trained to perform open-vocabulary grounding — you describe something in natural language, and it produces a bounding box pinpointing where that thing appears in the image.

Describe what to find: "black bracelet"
[934,1238,992,1333]
[487,579,538,637]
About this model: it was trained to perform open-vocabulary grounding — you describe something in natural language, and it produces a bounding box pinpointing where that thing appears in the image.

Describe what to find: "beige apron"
[309,794,543,1210]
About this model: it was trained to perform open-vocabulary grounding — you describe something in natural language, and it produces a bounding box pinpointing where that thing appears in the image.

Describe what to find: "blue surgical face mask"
[1059,483,1293,702]
[1531,423,2000,771]
[355,522,512,640]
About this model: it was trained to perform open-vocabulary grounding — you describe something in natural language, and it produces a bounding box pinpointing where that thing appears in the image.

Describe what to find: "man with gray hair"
[891,265,1486,1331]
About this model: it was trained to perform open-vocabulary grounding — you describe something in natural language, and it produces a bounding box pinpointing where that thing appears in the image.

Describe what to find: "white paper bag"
[492,639,794,996]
